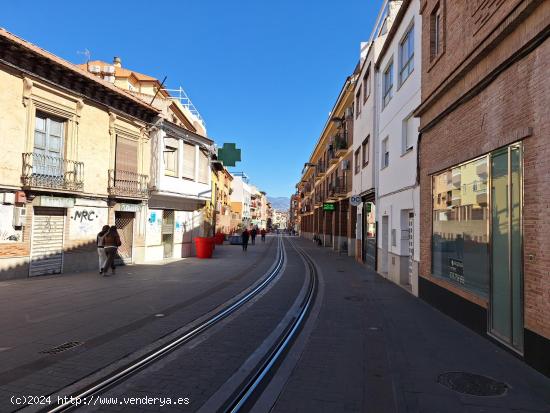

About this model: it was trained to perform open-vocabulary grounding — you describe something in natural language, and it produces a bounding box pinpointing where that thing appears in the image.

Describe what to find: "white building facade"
[375,0,421,295]
[147,121,213,260]
[230,173,252,227]
[351,0,399,270]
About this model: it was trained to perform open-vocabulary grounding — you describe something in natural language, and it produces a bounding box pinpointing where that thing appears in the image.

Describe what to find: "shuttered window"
[115,136,138,173]
[182,143,196,180]
[198,149,209,184]
[164,137,178,176]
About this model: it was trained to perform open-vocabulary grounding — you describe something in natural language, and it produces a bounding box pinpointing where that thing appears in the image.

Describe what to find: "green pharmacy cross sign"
[217,143,241,167]
[323,203,335,211]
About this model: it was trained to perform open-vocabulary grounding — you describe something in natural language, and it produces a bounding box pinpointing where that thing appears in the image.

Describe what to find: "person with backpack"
[96,225,109,274]
[102,226,122,275]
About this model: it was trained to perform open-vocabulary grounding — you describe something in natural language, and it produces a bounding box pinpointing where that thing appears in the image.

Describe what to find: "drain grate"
[437,372,508,396]
[40,341,83,355]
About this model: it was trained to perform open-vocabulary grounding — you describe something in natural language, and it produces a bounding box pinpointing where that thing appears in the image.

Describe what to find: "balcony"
[316,163,326,179]
[328,177,349,200]
[108,169,149,198]
[334,134,349,156]
[21,153,84,191]
[328,146,339,165]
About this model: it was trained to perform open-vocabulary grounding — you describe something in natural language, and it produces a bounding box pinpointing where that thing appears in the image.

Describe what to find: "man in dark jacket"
[241,228,250,251]
[250,227,257,245]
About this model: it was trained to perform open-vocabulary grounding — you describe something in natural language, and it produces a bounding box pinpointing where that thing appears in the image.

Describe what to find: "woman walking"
[96,225,109,274]
[102,226,121,275]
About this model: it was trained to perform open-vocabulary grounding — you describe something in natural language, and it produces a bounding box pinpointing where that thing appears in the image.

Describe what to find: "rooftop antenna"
[77,48,91,65]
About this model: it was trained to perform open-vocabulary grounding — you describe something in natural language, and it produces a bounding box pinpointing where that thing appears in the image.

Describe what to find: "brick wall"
[418,0,550,340]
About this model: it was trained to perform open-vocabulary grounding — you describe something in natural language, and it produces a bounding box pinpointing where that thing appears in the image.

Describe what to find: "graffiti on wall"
[0,205,21,243]
[146,209,162,246]
[69,206,108,240]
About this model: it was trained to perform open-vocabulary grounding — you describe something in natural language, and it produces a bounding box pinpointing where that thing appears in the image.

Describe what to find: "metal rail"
[223,236,318,413]
[40,236,285,413]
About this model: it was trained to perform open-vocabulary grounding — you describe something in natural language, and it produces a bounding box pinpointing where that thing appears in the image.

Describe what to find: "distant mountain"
[268,196,290,211]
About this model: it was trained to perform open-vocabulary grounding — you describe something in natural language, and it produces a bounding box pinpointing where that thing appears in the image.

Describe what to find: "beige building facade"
[0,29,158,279]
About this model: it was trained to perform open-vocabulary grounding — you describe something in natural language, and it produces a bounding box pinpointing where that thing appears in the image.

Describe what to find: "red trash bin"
[194,237,214,258]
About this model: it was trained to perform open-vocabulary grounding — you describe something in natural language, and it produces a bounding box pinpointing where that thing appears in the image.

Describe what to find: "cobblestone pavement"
[270,238,550,413]
[0,237,277,412]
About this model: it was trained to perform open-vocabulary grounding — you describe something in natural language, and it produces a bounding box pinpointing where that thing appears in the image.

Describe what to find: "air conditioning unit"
[104,75,115,83]
[342,160,351,170]
[345,107,353,119]
[89,65,101,73]
[13,206,26,227]
[1,192,15,204]
[103,65,115,74]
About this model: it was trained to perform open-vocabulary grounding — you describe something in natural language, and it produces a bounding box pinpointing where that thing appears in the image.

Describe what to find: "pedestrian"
[260,228,266,242]
[241,228,250,251]
[102,225,121,275]
[250,227,257,245]
[96,225,109,274]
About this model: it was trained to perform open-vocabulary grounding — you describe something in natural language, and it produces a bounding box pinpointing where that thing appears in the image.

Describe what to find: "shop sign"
[33,196,75,208]
[323,203,335,211]
[449,258,465,285]
[350,195,361,206]
[116,203,142,212]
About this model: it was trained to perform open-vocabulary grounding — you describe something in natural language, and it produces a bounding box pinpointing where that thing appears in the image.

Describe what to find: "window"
[354,148,361,174]
[383,61,393,107]
[115,136,138,173]
[163,137,178,176]
[362,137,369,167]
[183,142,196,180]
[363,67,370,103]
[381,137,389,168]
[432,156,489,296]
[430,3,443,60]
[355,88,362,118]
[33,114,65,176]
[402,116,416,153]
[198,149,209,184]
[399,24,414,85]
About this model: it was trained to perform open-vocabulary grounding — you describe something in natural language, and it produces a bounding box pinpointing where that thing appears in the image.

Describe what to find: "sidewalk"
[272,238,550,413]
[0,238,277,410]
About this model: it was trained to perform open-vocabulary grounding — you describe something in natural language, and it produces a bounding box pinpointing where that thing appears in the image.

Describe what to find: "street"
[1,236,548,412]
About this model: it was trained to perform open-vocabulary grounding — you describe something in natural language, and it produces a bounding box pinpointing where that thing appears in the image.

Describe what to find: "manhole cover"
[344,296,363,302]
[40,341,83,355]
[437,372,507,396]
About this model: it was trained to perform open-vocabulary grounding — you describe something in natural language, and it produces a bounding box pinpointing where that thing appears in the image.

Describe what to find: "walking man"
[96,225,109,274]
[260,228,266,242]
[102,226,121,275]
[250,227,257,245]
[241,228,250,251]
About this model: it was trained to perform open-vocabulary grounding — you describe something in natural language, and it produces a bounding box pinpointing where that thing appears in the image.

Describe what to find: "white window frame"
[381,137,389,169]
[383,60,394,108]
[399,23,414,86]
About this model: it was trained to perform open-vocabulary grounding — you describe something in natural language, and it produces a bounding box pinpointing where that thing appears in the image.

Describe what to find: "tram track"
[26,236,284,413]
[28,235,319,413]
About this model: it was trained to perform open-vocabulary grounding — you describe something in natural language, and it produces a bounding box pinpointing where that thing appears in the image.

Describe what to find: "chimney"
[113,56,122,68]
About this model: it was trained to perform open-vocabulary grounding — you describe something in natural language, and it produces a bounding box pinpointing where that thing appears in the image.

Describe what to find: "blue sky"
[2,0,382,198]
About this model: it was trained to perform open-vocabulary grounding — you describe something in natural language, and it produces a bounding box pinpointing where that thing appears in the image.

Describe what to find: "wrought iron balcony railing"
[108,169,149,198]
[21,153,84,191]
[334,134,349,155]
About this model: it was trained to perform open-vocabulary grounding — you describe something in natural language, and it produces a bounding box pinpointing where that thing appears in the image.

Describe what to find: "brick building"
[416,0,549,376]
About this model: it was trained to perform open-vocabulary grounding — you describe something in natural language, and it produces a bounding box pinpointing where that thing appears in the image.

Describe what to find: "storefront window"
[432,156,489,296]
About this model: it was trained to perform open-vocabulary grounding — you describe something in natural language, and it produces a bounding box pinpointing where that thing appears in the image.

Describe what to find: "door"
[408,212,414,286]
[33,115,65,177]
[162,210,174,258]
[30,207,65,276]
[380,215,389,274]
[115,211,134,264]
[490,144,523,351]
[362,203,367,262]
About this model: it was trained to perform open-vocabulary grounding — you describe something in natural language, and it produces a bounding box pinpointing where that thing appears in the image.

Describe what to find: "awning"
[148,193,207,211]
